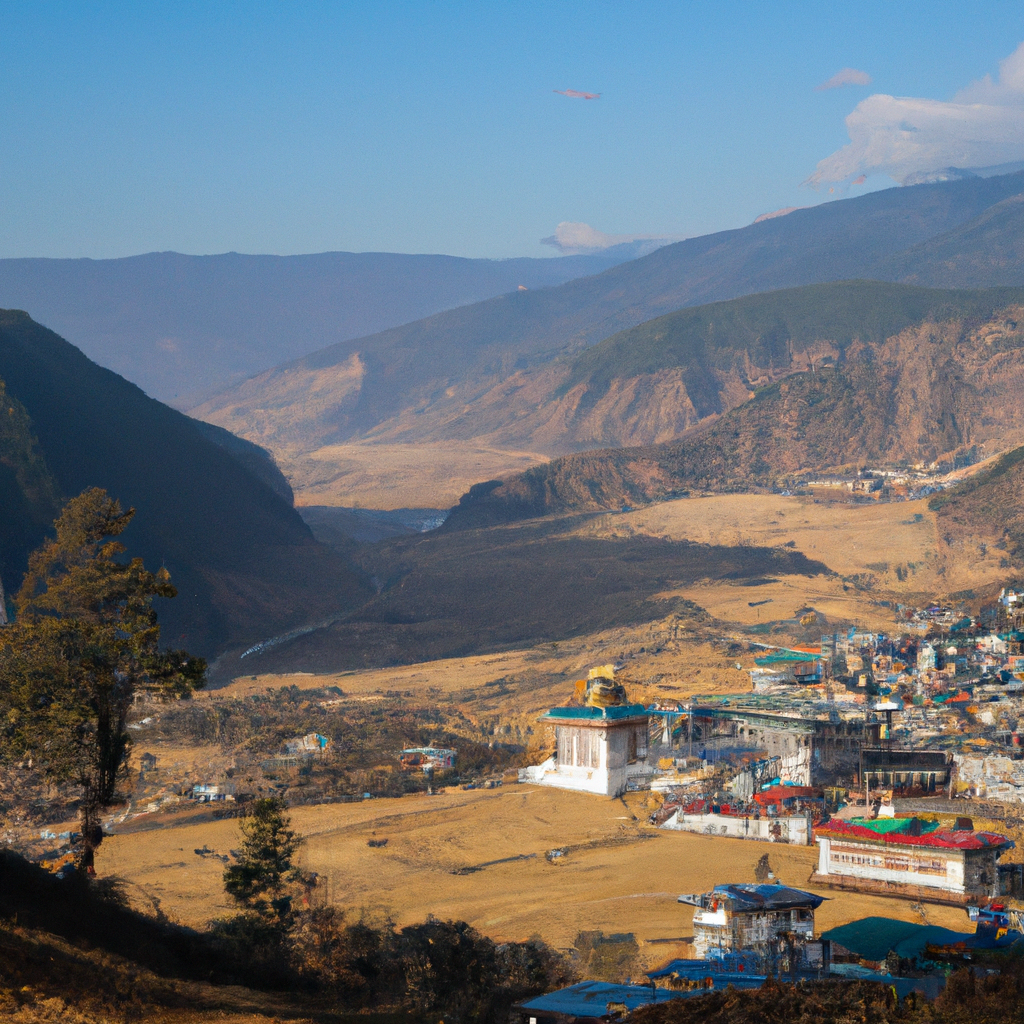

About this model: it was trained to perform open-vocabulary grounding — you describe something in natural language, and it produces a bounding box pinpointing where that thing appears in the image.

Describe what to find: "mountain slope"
[193,173,1024,461]
[0,248,647,405]
[443,285,1024,529]
[929,444,1024,560]
[0,378,60,597]
[875,192,1024,288]
[0,310,371,656]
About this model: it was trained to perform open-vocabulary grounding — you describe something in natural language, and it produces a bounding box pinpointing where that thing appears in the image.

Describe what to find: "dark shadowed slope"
[0,310,372,655]
[194,172,1024,452]
[238,517,828,675]
[0,248,648,405]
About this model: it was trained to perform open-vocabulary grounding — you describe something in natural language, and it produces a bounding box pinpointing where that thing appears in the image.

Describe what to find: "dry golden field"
[213,628,754,752]
[280,440,549,509]
[97,784,972,965]
[577,492,1010,630]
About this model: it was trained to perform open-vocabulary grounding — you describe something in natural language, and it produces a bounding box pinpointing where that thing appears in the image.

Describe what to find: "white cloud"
[806,41,1024,188]
[816,68,872,91]
[540,221,681,253]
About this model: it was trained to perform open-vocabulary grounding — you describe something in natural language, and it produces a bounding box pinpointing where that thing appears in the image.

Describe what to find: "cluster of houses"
[515,876,998,1022]
[520,618,1024,911]
[514,619,1024,1018]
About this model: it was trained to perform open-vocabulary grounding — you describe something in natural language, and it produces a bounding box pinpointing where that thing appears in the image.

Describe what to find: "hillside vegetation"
[0,378,59,595]
[193,173,1024,470]
[930,444,1024,559]
[444,288,1024,529]
[0,310,371,656]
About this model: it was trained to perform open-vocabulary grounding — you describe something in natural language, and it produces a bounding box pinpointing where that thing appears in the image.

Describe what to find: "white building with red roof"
[812,816,1014,905]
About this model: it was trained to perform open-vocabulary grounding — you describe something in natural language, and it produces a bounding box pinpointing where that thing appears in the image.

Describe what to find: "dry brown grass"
[214,628,755,751]
[96,785,970,968]
[278,440,549,509]
[574,493,1010,630]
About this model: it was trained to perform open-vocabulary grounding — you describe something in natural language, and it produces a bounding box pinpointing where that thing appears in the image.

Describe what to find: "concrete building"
[860,748,951,795]
[812,817,1014,905]
[400,747,456,771]
[687,703,869,785]
[191,782,236,802]
[678,883,824,959]
[662,806,812,845]
[520,703,649,797]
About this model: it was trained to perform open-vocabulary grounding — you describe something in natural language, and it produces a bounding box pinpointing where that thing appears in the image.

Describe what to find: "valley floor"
[96,784,971,961]
[579,491,1012,630]
[280,439,550,509]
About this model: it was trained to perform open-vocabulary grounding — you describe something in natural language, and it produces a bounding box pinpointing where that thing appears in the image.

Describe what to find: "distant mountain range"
[193,172,1024,466]
[0,310,370,657]
[0,247,645,406]
[442,281,1024,529]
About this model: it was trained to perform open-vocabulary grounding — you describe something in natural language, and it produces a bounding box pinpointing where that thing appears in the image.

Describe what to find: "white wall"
[662,810,811,845]
[816,836,965,892]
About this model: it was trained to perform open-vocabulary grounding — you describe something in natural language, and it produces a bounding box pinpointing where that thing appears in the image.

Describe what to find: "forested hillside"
[194,173,1024,458]
[0,310,370,654]
[444,286,1024,529]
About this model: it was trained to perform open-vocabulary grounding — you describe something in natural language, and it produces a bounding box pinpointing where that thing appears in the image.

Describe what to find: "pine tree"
[0,488,206,870]
[223,797,302,931]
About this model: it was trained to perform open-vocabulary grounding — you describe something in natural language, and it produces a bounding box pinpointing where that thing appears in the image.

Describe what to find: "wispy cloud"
[816,67,872,91]
[554,89,600,100]
[540,222,680,254]
[806,41,1024,188]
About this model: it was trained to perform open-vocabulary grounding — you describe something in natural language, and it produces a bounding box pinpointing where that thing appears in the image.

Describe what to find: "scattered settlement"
[514,594,1024,1017]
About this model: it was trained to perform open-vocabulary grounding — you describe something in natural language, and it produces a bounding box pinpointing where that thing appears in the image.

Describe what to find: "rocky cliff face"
[444,305,1024,528]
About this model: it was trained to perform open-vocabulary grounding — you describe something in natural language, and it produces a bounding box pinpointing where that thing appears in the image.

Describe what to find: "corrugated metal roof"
[541,704,648,722]
[519,981,693,1016]
[703,883,825,911]
[816,818,1012,850]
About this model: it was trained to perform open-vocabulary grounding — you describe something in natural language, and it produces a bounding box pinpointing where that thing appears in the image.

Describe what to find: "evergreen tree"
[223,797,302,931]
[0,488,205,869]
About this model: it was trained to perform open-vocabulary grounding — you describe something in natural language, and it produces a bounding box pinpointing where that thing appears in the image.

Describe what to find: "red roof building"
[812,817,1014,905]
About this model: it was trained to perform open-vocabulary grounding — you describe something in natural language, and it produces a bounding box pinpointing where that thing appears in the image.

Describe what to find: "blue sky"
[3,1,1024,259]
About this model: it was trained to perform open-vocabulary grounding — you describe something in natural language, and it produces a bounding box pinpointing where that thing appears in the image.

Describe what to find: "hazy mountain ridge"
[0,310,371,655]
[193,173,1024,462]
[443,290,1024,530]
[874,192,1024,288]
[0,248,645,405]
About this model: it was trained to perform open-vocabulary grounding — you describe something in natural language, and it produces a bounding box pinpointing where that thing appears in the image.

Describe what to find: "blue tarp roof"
[520,981,690,1017]
[647,954,762,979]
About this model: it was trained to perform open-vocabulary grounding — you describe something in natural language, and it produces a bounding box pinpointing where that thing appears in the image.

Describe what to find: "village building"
[859,747,951,795]
[686,701,871,785]
[520,667,651,797]
[521,703,650,797]
[678,883,824,959]
[812,817,1015,905]
[661,798,813,845]
[400,747,456,771]
[191,781,236,802]
[284,732,331,757]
